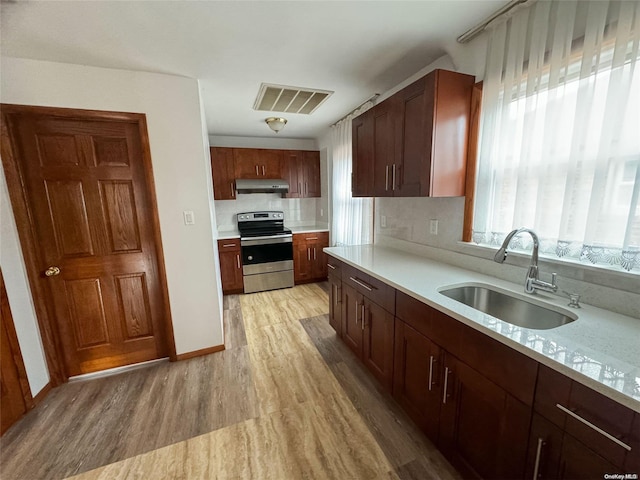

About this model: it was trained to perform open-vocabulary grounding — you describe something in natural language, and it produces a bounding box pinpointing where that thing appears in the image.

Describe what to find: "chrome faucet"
[494,228,558,295]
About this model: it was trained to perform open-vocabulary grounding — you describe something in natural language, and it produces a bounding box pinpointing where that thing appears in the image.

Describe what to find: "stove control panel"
[237,211,284,222]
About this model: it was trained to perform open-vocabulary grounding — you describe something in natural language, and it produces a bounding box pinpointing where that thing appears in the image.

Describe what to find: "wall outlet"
[381,215,387,228]
[430,219,438,235]
[320,208,324,217]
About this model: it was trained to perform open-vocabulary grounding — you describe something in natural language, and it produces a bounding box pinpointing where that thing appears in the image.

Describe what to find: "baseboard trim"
[176,344,225,361]
[32,382,52,407]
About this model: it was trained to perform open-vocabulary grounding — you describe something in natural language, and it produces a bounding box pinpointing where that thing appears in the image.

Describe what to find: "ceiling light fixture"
[265,117,287,134]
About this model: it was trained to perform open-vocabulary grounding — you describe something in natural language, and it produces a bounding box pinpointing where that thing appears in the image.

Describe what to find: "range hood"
[235,178,289,194]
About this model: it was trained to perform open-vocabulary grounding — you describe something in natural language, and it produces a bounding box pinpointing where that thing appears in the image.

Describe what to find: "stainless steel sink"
[439,284,578,330]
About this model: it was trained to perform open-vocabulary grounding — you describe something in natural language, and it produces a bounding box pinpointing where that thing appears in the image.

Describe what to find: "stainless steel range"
[237,211,294,294]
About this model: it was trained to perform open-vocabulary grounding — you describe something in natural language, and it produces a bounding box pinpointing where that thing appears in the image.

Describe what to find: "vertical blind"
[473,0,640,272]
[330,103,373,246]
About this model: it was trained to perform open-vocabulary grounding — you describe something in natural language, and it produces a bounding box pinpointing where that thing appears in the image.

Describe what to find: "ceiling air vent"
[254,83,333,115]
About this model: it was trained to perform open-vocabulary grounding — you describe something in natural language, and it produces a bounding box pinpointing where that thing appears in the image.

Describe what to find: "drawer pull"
[306,237,318,240]
[349,276,373,291]
[327,263,336,270]
[556,404,632,451]
[532,438,545,480]
[222,243,237,247]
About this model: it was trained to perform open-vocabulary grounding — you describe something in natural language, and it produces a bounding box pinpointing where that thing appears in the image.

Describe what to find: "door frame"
[1,104,177,386]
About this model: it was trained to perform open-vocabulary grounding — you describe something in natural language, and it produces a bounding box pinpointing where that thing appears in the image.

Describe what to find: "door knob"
[44,266,61,277]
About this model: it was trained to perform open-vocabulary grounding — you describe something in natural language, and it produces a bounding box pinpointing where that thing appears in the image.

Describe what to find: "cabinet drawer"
[326,255,343,278]
[217,239,241,251]
[293,231,328,245]
[343,264,395,313]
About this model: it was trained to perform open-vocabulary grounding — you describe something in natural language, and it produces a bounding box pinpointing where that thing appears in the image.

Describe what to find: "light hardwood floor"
[1,282,460,480]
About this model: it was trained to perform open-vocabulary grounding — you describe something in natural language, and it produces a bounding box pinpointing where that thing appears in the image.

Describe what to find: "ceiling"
[1,1,506,140]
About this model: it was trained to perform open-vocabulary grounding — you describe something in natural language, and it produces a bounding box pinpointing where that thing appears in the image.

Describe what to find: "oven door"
[241,235,293,275]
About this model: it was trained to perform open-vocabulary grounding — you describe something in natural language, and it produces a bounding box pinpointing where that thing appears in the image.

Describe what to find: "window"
[473,0,640,272]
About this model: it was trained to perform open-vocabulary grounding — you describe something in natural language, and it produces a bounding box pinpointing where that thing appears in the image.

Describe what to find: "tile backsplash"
[215,194,319,230]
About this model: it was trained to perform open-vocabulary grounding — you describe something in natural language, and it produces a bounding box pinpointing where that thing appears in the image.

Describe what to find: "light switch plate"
[430,219,438,235]
[381,215,387,228]
[183,210,195,225]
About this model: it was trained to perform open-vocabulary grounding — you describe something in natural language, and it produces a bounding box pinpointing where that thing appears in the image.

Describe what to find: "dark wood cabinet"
[393,320,442,441]
[233,148,282,178]
[210,147,236,200]
[328,269,342,335]
[341,283,363,355]
[283,150,321,198]
[217,239,243,294]
[293,232,328,284]
[362,298,395,390]
[352,69,474,198]
[351,109,374,197]
[439,353,531,480]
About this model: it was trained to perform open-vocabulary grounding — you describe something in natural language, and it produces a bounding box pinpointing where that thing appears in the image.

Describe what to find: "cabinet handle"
[349,276,373,291]
[230,182,235,198]
[392,164,397,191]
[442,367,451,404]
[385,165,389,191]
[355,300,360,324]
[305,181,308,195]
[262,165,266,176]
[299,182,302,195]
[313,247,316,260]
[307,247,311,261]
[255,165,259,175]
[555,404,632,451]
[336,286,341,303]
[428,355,435,392]
[236,254,240,269]
[361,304,366,330]
[222,243,237,247]
[327,263,336,270]
[306,237,318,240]
[532,438,546,480]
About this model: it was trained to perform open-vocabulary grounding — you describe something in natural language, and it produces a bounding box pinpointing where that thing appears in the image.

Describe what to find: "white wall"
[0,57,224,394]
[210,135,317,150]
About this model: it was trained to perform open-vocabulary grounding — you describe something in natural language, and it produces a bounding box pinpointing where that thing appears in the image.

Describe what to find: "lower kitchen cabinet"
[393,320,442,441]
[341,282,395,391]
[439,354,531,480]
[217,239,243,294]
[293,232,328,283]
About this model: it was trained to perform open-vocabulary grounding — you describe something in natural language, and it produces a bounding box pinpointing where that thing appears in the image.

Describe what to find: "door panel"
[362,299,394,390]
[3,108,170,377]
[341,283,363,355]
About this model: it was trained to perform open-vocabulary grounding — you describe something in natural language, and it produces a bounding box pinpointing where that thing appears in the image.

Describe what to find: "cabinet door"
[439,355,531,480]
[233,148,262,178]
[293,243,312,283]
[311,233,329,280]
[393,321,442,441]
[210,147,236,200]
[372,100,397,197]
[396,75,431,197]
[303,151,321,198]
[260,149,283,178]
[328,273,342,335]
[525,413,563,480]
[341,283,363,356]
[362,299,394,391]
[219,244,244,293]
[559,434,617,480]
[351,109,374,197]
[283,150,302,198]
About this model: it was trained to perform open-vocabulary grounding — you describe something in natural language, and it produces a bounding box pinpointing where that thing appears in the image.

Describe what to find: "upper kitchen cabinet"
[352,108,375,197]
[210,147,236,200]
[233,148,283,178]
[283,150,321,198]
[352,69,475,198]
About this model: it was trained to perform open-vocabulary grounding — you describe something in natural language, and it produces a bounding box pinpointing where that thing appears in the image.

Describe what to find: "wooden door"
[341,283,363,356]
[2,106,171,378]
[210,147,236,200]
[260,149,283,178]
[310,232,328,280]
[393,320,442,441]
[328,273,342,335]
[233,148,262,178]
[362,299,394,391]
[1,271,31,435]
[372,100,396,197]
[217,240,243,294]
[302,151,321,198]
[525,413,563,480]
[351,109,374,197]
[559,434,616,479]
[293,242,312,283]
[439,354,531,480]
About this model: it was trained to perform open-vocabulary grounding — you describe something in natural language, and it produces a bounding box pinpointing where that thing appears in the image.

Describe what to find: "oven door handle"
[241,234,293,246]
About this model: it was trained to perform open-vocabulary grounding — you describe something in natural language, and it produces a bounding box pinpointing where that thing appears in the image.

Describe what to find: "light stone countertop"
[217,224,328,240]
[217,228,240,240]
[324,244,640,413]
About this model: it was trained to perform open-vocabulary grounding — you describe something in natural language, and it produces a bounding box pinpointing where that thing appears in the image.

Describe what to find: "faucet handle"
[563,290,581,308]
